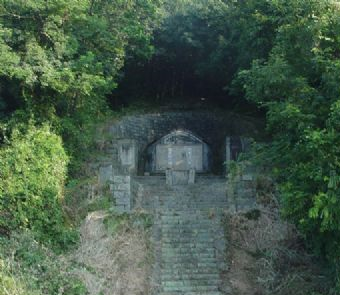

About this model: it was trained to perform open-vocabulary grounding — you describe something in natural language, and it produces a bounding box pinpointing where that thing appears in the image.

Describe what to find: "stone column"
[166,169,173,186]
[98,164,113,186]
[112,176,131,213]
[118,139,138,175]
[188,169,196,184]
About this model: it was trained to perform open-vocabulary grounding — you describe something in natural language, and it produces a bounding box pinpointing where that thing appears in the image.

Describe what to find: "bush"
[0,231,87,295]
[0,124,75,246]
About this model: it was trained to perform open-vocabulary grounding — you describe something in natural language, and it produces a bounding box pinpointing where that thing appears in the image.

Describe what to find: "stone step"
[160,221,216,225]
[134,177,232,295]
[162,229,215,234]
[161,251,215,257]
[160,221,215,226]
[162,231,218,236]
[162,237,215,242]
[162,234,224,240]
[162,241,216,246]
[161,258,218,264]
[162,280,220,288]
[161,273,220,281]
[143,195,226,199]
[143,193,226,198]
[162,284,219,293]
[161,268,220,275]
[160,228,220,232]
[161,223,215,227]
[142,204,227,209]
[161,279,221,291]
[159,292,223,295]
[160,216,216,221]
[162,238,215,243]
[156,205,228,209]
[161,247,216,253]
[161,262,220,269]
[151,201,228,204]
[160,210,222,214]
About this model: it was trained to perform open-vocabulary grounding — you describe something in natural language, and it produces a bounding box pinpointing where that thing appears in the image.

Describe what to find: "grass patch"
[103,212,153,236]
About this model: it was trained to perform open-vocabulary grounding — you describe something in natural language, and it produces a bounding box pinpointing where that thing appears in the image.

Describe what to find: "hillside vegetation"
[1,0,340,293]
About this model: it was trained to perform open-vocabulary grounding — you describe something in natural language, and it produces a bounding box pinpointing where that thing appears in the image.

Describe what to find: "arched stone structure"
[91,110,262,212]
[144,130,211,174]
[95,110,262,176]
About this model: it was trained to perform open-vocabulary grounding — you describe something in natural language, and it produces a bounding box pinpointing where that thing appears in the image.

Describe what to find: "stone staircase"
[133,176,231,295]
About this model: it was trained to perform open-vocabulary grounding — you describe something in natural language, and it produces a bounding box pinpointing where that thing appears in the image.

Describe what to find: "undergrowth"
[0,231,87,295]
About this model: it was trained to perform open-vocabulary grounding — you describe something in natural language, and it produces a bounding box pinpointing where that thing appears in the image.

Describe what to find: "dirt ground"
[223,206,331,295]
[68,199,331,295]
[70,210,152,295]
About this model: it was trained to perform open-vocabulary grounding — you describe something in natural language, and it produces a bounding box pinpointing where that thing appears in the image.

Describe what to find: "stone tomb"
[145,130,211,174]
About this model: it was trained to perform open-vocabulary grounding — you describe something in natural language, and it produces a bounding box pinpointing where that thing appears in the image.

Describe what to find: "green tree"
[0,0,161,171]
[236,0,340,280]
[117,0,234,102]
[0,125,71,245]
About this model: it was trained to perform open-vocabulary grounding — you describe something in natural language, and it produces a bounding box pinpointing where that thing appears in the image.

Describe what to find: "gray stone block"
[113,176,124,183]
[98,165,113,185]
[115,183,130,191]
[166,169,173,185]
[188,169,196,184]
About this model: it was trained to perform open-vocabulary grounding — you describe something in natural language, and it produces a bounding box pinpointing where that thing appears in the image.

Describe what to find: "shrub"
[0,231,87,295]
[0,124,74,246]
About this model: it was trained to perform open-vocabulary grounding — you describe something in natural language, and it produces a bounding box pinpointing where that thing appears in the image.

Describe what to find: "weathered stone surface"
[172,170,189,185]
[132,175,239,295]
[113,176,124,183]
[188,169,196,184]
[88,110,261,292]
[114,183,130,191]
[165,169,173,186]
[112,175,132,213]
[98,165,113,185]
[118,139,138,174]
[96,111,261,175]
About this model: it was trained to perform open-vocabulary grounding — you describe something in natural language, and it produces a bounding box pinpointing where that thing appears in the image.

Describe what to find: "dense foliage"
[234,0,340,283]
[0,0,160,246]
[1,0,340,291]
[0,125,73,246]
[0,0,161,171]
[117,0,234,103]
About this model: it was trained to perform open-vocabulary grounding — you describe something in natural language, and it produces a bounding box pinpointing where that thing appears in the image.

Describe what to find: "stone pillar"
[118,139,138,174]
[188,169,196,184]
[166,169,173,185]
[98,164,113,186]
[112,176,131,213]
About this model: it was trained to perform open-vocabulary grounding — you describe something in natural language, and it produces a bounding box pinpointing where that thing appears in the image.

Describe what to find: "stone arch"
[96,111,262,176]
[142,129,212,174]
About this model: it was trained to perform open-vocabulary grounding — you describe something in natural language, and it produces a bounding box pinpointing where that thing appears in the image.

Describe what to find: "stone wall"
[95,110,261,175]
[111,175,132,213]
[89,110,261,213]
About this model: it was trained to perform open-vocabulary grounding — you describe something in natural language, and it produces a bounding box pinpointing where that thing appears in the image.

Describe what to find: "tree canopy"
[1,0,340,289]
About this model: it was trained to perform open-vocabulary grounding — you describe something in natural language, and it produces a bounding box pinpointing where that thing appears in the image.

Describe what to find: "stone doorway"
[144,130,211,174]
[156,144,203,171]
